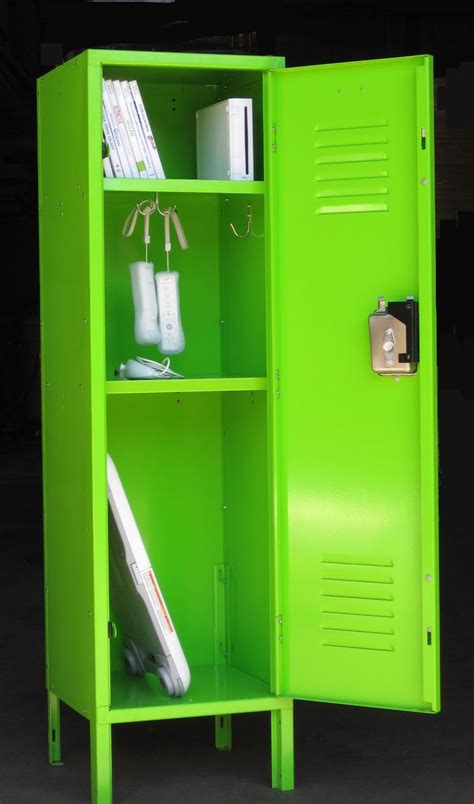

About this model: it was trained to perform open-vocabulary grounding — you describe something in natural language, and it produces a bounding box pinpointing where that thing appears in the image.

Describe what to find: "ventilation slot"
[314,122,390,215]
[320,554,395,652]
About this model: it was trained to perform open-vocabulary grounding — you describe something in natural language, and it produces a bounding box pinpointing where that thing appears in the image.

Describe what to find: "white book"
[112,79,143,179]
[105,78,139,179]
[102,110,124,178]
[103,82,132,177]
[103,154,114,178]
[121,80,156,179]
[129,80,166,179]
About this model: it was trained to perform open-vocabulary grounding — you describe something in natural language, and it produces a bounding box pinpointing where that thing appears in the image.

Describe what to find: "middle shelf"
[106,377,267,395]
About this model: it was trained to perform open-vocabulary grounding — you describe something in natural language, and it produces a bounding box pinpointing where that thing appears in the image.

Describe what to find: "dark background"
[1,2,473,802]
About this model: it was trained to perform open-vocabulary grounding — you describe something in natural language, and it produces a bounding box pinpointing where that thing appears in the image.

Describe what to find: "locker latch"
[369,296,419,376]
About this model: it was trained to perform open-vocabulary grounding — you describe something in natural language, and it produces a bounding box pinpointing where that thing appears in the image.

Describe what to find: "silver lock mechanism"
[369,296,419,376]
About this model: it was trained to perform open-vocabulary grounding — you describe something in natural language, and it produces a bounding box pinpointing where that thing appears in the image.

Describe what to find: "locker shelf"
[108,665,281,723]
[106,377,267,394]
[104,178,265,195]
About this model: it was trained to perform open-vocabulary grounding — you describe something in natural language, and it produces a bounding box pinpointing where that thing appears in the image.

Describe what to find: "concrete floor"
[1,388,473,803]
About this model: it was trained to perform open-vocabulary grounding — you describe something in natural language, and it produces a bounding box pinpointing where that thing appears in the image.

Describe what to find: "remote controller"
[129,261,161,345]
[155,271,185,355]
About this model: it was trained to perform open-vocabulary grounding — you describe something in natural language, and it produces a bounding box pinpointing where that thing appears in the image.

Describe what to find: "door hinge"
[272,124,277,152]
[216,565,229,584]
[275,370,280,398]
[278,614,283,644]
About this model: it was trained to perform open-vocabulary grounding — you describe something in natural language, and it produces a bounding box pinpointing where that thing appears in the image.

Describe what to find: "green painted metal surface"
[38,51,109,718]
[215,713,233,750]
[38,45,438,802]
[271,707,294,791]
[104,178,265,194]
[109,665,278,722]
[222,392,270,683]
[105,377,267,394]
[269,55,439,712]
[220,195,267,377]
[47,691,62,765]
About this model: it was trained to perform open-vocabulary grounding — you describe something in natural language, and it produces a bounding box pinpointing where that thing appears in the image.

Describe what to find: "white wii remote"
[129,261,161,345]
[155,271,185,355]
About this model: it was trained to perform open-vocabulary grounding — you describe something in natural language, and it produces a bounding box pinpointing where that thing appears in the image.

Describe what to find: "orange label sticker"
[142,569,174,636]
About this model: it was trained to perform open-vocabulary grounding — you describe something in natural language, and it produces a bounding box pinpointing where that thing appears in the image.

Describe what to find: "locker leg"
[90,720,112,804]
[48,690,63,766]
[271,706,294,791]
[215,714,232,750]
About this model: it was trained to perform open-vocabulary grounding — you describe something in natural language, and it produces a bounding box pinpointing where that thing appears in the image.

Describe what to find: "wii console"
[107,454,191,697]
[196,98,254,181]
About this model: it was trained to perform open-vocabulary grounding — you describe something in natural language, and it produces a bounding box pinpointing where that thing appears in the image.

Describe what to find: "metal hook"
[229,203,264,239]
[135,200,156,262]
[136,198,155,216]
[154,192,177,218]
[230,204,251,238]
[123,195,181,263]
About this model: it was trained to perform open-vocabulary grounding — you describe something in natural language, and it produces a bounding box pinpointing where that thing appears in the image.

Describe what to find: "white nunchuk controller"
[155,272,185,355]
[129,261,161,345]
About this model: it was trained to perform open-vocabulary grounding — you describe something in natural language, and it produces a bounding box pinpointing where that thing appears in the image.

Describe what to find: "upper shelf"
[104,178,265,195]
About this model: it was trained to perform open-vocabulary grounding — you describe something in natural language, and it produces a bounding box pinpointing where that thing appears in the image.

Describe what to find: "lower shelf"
[108,665,286,723]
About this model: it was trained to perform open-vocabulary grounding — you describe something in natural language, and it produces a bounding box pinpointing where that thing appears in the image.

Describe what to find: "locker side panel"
[269,56,438,712]
[38,53,109,715]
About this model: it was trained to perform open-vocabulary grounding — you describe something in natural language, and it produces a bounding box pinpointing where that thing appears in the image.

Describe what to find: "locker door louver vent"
[314,122,389,215]
[320,554,395,652]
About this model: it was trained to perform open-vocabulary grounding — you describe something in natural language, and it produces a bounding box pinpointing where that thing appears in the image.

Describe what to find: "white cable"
[137,356,182,378]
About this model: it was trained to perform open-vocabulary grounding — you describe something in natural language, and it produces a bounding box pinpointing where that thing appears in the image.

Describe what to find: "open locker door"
[269,56,439,712]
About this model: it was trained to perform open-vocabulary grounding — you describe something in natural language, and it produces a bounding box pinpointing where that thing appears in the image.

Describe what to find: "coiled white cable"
[137,357,183,378]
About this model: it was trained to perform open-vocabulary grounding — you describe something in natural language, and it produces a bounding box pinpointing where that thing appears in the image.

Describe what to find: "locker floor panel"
[108,665,285,723]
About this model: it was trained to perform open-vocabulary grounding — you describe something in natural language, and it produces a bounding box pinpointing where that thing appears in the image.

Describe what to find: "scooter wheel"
[124,647,143,677]
[157,667,176,696]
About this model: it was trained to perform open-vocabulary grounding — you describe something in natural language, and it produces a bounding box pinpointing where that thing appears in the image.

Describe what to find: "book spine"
[102,107,124,178]
[103,154,114,178]
[108,79,139,179]
[121,80,155,178]
[129,80,166,179]
[103,81,132,178]
[112,79,142,179]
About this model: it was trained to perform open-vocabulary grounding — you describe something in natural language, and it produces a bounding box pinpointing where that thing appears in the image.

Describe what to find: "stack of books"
[102,79,165,179]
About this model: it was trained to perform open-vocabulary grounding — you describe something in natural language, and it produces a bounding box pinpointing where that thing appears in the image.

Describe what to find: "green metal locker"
[37,49,439,803]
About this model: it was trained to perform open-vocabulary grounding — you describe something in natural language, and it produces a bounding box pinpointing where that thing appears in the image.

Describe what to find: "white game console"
[107,454,191,697]
[196,98,254,181]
